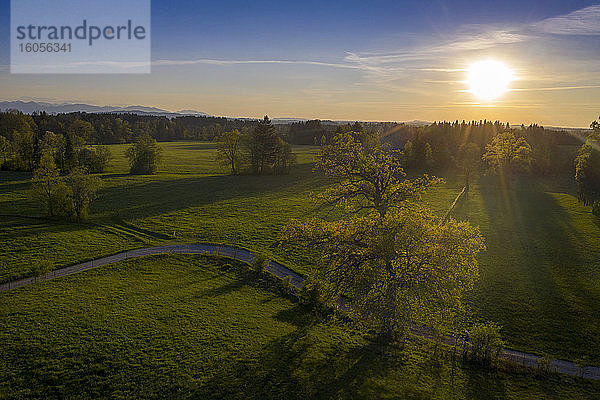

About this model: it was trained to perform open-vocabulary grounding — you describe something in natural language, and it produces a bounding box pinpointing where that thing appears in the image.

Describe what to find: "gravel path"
[1,243,598,380]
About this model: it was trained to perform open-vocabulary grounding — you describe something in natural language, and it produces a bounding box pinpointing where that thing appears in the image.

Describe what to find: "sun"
[467,60,513,101]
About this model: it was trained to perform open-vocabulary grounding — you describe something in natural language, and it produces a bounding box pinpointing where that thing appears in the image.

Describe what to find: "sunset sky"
[1,0,599,127]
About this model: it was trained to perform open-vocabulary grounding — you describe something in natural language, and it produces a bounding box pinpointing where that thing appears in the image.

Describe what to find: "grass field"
[1,141,599,368]
[1,254,599,399]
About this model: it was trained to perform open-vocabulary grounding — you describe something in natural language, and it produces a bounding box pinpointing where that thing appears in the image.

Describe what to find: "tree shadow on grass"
[462,366,508,400]
[166,143,216,151]
[0,219,101,241]
[463,179,600,363]
[90,163,329,221]
[194,280,246,299]
[192,320,401,399]
[1,164,329,225]
[0,170,31,185]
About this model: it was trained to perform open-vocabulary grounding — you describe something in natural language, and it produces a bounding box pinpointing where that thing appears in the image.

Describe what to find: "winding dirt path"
[1,243,598,380]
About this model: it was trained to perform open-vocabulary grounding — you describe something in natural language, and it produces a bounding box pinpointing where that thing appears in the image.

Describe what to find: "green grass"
[1,254,599,399]
[0,143,328,282]
[1,141,600,368]
[451,176,600,365]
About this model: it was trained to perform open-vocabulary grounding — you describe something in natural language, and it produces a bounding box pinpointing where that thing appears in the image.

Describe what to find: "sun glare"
[467,60,513,101]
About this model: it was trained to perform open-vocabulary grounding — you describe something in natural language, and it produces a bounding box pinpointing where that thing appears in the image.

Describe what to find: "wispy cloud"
[510,85,600,92]
[343,28,525,65]
[152,58,363,70]
[531,5,600,35]
[339,27,527,87]
[142,5,599,93]
[339,5,600,92]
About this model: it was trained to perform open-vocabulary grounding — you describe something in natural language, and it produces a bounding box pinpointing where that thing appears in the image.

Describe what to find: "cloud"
[152,58,363,70]
[510,85,600,92]
[344,28,525,65]
[531,5,600,35]
[142,5,598,90]
[340,5,600,91]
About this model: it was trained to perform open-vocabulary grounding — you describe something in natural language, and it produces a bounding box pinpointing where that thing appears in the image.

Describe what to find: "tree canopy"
[316,132,441,218]
[126,134,163,175]
[215,129,243,175]
[457,142,481,190]
[575,118,600,206]
[284,132,485,341]
[244,116,280,174]
[482,132,532,187]
[28,150,70,217]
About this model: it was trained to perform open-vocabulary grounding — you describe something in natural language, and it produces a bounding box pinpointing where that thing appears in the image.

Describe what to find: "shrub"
[465,322,504,366]
[537,354,554,377]
[251,253,269,274]
[31,260,53,281]
[282,275,297,296]
[300,282,331,317]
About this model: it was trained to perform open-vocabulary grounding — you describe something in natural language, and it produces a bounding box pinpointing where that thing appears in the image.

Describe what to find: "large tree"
[126,134,163,175]
[575,118,600,206]
[65,167,102,221]
[273,139,296,175]
[67,119,95,146]
[457,142,481,190]
[316,132,440,218]
[28,150,70,217]
[284,132,485,341]
[482,132,532,187]
[215,129,242,175]
[77,146,112,173]
[244,116,279,174]
[403,133,433,170]
[285,208,485,340]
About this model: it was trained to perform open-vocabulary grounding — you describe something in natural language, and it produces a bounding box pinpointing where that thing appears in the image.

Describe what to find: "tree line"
[0,111,111,172]
[575,117,600,214]
[381,120,582,175]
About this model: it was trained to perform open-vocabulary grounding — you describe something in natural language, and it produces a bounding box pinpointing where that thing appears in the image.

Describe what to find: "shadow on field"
[167,143,216,151]
[0,219,94,240]
[193,308,517,400]
[0,171,32,184]
[195,280,245,299]
[461,179,600,363]
[465,370,507,399]
[91,163,330,220]
[193,317,396,399]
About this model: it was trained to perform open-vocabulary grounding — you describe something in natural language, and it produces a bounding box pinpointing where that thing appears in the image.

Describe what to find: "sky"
[1,0,599,127]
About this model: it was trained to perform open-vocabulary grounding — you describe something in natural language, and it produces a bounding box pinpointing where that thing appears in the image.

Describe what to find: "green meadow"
[1,254,599,399]
[1,141,599,374]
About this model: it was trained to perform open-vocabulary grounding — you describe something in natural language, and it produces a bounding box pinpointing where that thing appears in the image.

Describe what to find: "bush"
[300,282,331,317]
[251,253,269,274]
[537,354,554,377]
[30,260,53,281]
[465,322,504,366]
[282,275,297,296]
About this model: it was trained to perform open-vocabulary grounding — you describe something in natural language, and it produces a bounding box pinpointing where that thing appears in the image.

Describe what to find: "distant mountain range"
[0,101,211,118]
[0,101,589,130]
[0,101,433,126]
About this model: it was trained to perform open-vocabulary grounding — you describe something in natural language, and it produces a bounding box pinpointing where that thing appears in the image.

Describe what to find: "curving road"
[0,243,598,380]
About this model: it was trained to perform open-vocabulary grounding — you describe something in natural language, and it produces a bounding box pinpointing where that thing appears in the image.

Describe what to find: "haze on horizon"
[1,0,599,128]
